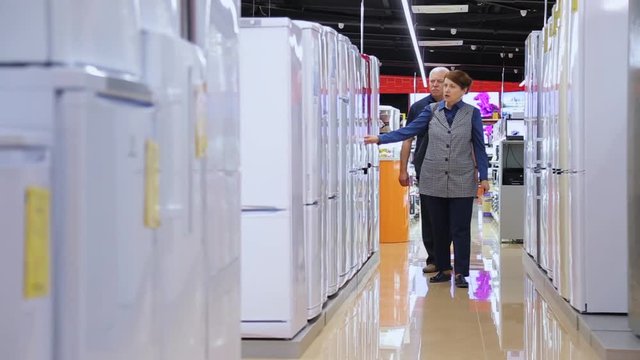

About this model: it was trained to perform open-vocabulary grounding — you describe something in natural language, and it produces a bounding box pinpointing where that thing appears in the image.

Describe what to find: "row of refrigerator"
[239,18,381,339]
[0,1,242,359]
[523,0,629,313]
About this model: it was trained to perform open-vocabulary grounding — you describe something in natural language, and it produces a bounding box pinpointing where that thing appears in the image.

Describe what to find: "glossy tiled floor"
[247,208,603,359]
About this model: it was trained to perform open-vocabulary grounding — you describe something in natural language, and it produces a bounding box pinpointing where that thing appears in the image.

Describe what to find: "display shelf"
[490,139,524,242]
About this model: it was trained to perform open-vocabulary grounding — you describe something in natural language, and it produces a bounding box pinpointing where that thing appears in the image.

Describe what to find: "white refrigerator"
[359,54,371,265]
[239,18,308,339]
[346,45,364,279]
[368,55,381,255]
[565,0,628,313]
[140,27,208,360]
[294,20,325,320]
[322,26,340,296]
[199,0,243,357]
[0,0,142,76]
[337,34,352,287]
[523,31,542,263]
[0,72,53,360]
[0,68,158,360]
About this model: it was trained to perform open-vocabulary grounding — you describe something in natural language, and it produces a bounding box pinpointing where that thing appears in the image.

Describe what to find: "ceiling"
[239,0,555,82]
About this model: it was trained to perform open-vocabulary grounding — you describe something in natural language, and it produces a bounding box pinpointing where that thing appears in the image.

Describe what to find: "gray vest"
[419,102,478,198]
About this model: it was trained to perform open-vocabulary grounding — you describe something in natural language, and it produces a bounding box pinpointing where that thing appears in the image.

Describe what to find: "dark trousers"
[419,194,436,265]
[424,196,474,277]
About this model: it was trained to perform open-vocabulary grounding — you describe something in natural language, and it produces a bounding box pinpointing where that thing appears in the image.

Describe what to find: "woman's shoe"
[422,264,438,274]
[429,271,451,283]
[455,275,469,288]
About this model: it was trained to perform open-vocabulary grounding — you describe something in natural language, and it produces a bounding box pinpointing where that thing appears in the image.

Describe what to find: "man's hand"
[398,171,410,187]
[480,180,490,192]
[364,135,379,144]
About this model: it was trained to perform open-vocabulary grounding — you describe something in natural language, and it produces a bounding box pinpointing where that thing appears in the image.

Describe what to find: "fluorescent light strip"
[419,40,464,47]
[425,62,460,67]
[411,5,469,14]
[401,0,427,87]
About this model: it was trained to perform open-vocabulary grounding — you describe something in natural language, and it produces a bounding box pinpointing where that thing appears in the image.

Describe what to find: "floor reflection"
[524,276,600,360]
[245,209,602,359]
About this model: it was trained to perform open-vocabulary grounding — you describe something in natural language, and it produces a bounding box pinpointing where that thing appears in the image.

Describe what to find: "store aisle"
[246,208,602,359]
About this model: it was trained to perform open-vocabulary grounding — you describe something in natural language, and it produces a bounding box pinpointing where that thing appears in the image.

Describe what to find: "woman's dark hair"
[445,70,473,91]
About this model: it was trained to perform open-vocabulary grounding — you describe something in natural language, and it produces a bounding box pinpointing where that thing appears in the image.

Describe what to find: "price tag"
[24,187,51,299]
[144,140,161,229]
[195,85,208,159]
[195,117,207,159]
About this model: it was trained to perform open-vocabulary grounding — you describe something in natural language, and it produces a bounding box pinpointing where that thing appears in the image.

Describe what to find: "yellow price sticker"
[144,140,161,229]
[24,187,51,299]
[544,26,550,53]
[572,0,578,13]
[194,86,208,159]
[195,117,207,159]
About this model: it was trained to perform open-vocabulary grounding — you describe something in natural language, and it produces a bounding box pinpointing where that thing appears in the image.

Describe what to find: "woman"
[365,70,489,288]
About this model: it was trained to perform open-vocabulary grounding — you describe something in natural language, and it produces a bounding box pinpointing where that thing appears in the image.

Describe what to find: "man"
[399,67,449,274]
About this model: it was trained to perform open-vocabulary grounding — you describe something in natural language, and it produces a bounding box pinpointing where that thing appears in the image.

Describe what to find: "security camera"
[520,10,528,17]
[338,23,344,29]
[450,28,457,35]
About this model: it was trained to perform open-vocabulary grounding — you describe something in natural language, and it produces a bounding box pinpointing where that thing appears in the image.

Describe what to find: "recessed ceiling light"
[450,28,457,35]
[419,40,463,47]
[412,5,469,14]
[430,49,435,53]
[430,27,436,31]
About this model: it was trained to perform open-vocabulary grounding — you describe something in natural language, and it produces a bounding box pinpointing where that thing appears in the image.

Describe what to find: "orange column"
[379,160,409,243]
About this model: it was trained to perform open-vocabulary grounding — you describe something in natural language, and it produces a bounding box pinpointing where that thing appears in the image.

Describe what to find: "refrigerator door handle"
[241,206,287,213]
[304,200,320,206]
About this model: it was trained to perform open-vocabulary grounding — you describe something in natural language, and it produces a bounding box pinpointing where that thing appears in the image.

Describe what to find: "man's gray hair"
[429,66,450,78]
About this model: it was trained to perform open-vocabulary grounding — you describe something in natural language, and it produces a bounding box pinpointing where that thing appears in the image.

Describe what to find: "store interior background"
[2,0,640,359]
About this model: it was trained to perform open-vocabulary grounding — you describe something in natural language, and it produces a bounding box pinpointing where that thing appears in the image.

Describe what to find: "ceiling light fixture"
[520,9,528,17]
[412,5,469,14]
[424,62,461,67]
[470,45,477,50]
[419,40,463,47]
[450,28,457,35]
[401,0,427,87]
[430,27,436,31]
